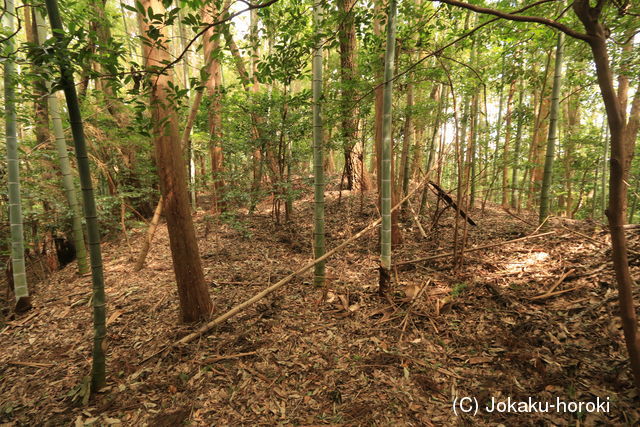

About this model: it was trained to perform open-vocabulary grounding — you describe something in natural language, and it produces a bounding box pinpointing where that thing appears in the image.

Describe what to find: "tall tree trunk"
[249,6,263,207]
[23,5,50,148]
[312,3,325,287]
[539,32,564,223]
[379,0,397,295]
[133,196,163,272]
[204,3,225,213]
[338,0,368,191]
[420,84,444,214]
[564,91,580,217]
[138,0,213,323]
[34,11,89,275]
[526,51,552,209]
[400,81,414,213]
[46,0,107,389]
[573,0,640,389]
[177,8,197,208]
[4,0,31,313]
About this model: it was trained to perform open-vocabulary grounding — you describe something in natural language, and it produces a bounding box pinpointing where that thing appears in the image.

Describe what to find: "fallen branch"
[531,268,576,299]
[141,178,430,363]
[408,201,427,238]
[530,284,586,301]
[200,351,257,364]
[8,361,55,368]
[399,279,431,341]
[396,231,556,266]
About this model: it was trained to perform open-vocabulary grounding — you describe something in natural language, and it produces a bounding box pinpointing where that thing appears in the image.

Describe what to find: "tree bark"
[204,3,225,213]
[338,0,369,191]
[573,0,640,389]
[138,0,213,323]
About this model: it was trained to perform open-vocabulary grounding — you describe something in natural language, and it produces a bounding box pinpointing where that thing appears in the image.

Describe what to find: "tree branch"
[155,0,280,77]
[428,0,592,42]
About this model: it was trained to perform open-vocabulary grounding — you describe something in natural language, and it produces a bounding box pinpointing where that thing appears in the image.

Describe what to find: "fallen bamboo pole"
[395,231,557,266]
[142,178,430,362]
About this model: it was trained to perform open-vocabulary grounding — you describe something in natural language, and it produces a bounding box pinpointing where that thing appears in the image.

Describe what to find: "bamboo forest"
[1,0,639,424]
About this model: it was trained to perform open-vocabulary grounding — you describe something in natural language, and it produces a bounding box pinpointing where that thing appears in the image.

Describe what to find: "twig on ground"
[396,231,556,266]
[531,268,576,299]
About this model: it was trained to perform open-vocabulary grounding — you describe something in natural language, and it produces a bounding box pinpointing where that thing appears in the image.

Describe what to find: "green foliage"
[451,282,468,298]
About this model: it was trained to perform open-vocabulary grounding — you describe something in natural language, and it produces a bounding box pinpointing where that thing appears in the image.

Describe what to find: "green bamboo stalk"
[34,10,89,275]
[380,0,397,273]
[539,31,564,223]
[3,0,31,312]
[510,84,524,209]
[312,2,325,287]
[45,0,107,390]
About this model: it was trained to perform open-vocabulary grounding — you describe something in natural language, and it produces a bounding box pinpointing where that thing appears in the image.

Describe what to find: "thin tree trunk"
[574,0,640,389]
[204,3,225,213]
[338,0,367,191]
[133,196,163,271]
[400,81,414,213]
[526,51,552,209]
[539,32,564,223]
[23,5,51,148]
[510,84,524,209]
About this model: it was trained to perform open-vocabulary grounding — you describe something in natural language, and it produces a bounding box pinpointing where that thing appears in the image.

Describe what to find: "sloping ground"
[1,189,639,426]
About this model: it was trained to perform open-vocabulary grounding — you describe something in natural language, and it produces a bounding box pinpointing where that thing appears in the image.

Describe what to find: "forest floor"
[1,184,640,426]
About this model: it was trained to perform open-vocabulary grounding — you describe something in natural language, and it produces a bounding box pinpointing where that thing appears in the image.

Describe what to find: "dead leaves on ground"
[1,194,639,425]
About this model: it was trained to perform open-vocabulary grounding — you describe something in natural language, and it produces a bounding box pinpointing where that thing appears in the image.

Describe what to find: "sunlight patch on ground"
[504,251,550,273]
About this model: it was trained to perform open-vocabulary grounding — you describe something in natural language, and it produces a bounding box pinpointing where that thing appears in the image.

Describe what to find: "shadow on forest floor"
[1,186,639,425]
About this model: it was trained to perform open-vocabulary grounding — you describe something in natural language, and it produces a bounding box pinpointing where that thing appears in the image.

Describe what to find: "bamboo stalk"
[46,0,107,390]
[312,2,325,287]
[4,0,30,312]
